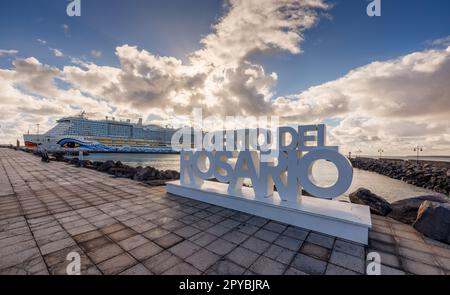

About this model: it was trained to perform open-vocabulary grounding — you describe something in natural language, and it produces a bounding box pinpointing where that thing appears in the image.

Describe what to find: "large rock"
[133,166,157,181]
[349,188,392,216]
[413,201,450,244]
[389,195,450,224]
[97,160,115,172]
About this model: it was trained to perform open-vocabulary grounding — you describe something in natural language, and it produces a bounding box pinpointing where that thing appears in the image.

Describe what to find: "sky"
[0,0,449,156]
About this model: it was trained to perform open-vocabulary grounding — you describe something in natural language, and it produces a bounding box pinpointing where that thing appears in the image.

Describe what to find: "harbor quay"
[0,148,449,275]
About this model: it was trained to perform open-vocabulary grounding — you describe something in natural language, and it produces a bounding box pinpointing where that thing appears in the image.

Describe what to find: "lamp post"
[378,148,384,159]
[413,146,423,163]
[356,149,362,158]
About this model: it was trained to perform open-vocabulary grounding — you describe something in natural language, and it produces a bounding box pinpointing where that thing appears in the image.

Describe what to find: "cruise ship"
[23,113,178,153]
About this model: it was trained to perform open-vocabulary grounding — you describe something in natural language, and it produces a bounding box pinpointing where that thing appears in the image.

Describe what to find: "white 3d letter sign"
[167,124,371,244]
[180,125,352,200]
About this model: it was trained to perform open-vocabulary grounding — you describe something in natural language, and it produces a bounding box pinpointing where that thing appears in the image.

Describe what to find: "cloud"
[0,49,18,57]
[50,48,64,57]
[429,35,450,47]
[90,50,102,58]
[274,45,450,154]
[62,24,70,34]
[1,0,449,155]
[62,0,329,117]
[37,39,47,45]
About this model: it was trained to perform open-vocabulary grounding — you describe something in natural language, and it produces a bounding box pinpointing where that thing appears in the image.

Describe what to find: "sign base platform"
[166,180,371,245]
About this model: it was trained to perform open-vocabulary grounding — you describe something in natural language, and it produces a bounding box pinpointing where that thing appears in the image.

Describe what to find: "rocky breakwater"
[350,188,450,245]
[350,158,450,195]
[51,155,180,187]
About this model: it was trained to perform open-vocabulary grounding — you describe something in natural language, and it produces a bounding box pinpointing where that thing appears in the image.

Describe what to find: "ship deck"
[0,148,449,275]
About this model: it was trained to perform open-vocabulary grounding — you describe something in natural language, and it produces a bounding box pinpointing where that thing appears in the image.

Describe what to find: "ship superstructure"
[23,114,178,153]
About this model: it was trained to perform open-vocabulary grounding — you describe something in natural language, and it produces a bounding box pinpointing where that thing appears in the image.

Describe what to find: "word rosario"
[180,125,353,200]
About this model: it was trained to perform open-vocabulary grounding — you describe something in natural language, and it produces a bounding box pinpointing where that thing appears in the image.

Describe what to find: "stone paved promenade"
[0,149,449,275]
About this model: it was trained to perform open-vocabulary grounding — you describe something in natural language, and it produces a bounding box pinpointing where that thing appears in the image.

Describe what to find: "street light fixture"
[413,145,424,163]
[378,148,384,159]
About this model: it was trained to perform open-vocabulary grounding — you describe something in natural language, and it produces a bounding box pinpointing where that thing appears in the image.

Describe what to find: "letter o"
[192,151,215,180]
[298,148,353,199]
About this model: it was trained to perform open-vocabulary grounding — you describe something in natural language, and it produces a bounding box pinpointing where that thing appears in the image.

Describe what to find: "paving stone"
[274,235,303,251]
[306,232,335,249]
[222,230,249,244]
[40,238,76,255]
[97,253,138,275]
[325,264,360,275]
[436,256,450,271]
[219,218,241,229]
[119,235,148,251]
[0,233,34,248]
[191,220,214,231]
[394,229,423,242]
[119,263,153,275]
[250,256,286,275]
[174,225,201,239]
[237,223,260,235]
[189,232,218,247]
[206,224,231,237]
[73,230,103,243]
[163,263,201,275]
[398,247,437,265]
[242,237,270,254]
[87,243,124,264]
[143,227,171,241]
[369,239,397,254]
[284,267,308,275]
[246,216,268,227]
[154,233,183,249]
[108,228,137,242]
[47,251,98,275]
[283,227,309,240]
[226,247,260,268]
[300,242,330,261]
[143,251,182,274]
[186,249,220,271]
[254,229,279,243]
[0,256,48,275]
[263,221,287,233]
[334,239,365,258]
[129,242,163,261]
[0,239,37,258]
[380,265,406,275]
[368,249,401,269]
[161,220,185,231]
[168,240,201,259]
[44,245,83,267]
[401,258,445,275]
[291,253,327,275]
[100,223,126,234]
[264,244,296,265]
[396,237,432,253]
[205,259,246,275]
[206,238,236,256]
[329,250,365,274]
[80,236,111,252]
